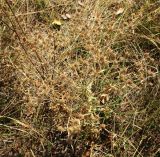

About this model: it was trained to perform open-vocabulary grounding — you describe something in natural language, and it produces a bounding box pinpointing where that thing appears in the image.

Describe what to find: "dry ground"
[0,0,160,157]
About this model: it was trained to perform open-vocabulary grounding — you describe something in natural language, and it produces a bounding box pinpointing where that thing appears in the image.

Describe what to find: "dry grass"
[0,0,160,156]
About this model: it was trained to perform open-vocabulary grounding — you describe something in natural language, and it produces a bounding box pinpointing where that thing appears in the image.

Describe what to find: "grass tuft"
[1,0,160,156]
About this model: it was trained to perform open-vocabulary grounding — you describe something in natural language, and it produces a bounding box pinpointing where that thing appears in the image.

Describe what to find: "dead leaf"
[115,8,124,15]
[66,13,71,19]
[61,14,71,20]
[61,14,68,20]
[100,94,109,104]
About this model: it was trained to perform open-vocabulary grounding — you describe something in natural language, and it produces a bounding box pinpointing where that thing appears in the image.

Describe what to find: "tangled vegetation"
[0,0,160,156]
